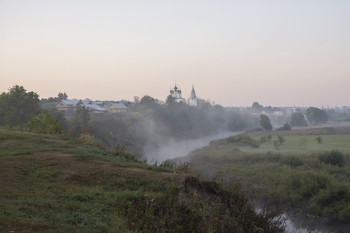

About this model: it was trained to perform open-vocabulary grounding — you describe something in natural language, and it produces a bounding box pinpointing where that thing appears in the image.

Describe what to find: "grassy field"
[0,128,282,233]
[187,126,350,223]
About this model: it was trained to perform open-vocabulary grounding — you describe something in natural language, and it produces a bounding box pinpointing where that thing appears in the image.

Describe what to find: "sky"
[1,0,349,107]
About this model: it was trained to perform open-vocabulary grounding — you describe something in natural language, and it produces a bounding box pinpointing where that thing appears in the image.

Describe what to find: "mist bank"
[88,96,259,158]
[36,91,350,162]
[144,131,241,164]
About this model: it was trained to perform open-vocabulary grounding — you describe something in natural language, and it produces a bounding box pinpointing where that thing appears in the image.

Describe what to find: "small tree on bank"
[290,112,308,127]
[306,107,328,125]
[260,114,272,131]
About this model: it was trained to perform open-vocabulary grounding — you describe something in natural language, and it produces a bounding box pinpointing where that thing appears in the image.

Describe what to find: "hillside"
[0,128,283,233]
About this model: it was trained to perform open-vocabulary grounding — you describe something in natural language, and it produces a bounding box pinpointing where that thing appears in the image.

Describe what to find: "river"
[145,132,350,233]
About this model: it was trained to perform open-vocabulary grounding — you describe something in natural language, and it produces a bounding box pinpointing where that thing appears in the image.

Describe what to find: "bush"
[114,144,137,161]
[260,136,268,143]
[315,136,322,144]
[227,134,260,148]
[281,156,303,168]
[318,150,345,167]
[288,171,330,203]
[27,112,63,134]
[277,135,285,145]
[277,123,291,131]
[310,183,350,222]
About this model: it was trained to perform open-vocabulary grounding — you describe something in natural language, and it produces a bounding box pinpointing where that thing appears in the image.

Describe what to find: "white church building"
[169,84,197,106]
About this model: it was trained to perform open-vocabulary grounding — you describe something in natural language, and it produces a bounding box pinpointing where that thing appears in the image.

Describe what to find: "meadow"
[187,126,350,223]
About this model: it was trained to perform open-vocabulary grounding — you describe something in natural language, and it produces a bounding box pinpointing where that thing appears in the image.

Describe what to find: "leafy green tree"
[259,114,272,130]
[27,112,63,134]
[0,85,40,126]
[306,107,328,125]
[290,112,308,126]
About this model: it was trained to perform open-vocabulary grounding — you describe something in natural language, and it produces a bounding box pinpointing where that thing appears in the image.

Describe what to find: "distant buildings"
[169,84,186,104]
[56,83,199,115]
[56,99,129,115]
[189,85,197,107]
[169,84,197,106]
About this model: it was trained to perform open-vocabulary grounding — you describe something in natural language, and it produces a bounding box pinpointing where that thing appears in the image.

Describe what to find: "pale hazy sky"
[1,0,349,107]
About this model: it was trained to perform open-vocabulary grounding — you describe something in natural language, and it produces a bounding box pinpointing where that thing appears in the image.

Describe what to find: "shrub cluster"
[281,156,303,168]
[227,134,260,148]
[318,150,345,167]
[287,171,350,222]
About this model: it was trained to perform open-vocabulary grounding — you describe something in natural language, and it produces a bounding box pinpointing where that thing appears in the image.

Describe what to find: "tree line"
[0,85,333,157]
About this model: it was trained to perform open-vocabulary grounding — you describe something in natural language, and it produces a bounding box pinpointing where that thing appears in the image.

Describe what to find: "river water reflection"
[281,211,350,233]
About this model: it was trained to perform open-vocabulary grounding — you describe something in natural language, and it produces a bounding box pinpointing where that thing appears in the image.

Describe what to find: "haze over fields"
[1,0,349,107]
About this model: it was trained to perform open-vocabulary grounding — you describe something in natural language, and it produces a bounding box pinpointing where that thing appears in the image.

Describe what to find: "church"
[169,84,197,106]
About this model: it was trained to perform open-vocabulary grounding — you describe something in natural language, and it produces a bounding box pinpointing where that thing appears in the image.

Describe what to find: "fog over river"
[144,131,239,164]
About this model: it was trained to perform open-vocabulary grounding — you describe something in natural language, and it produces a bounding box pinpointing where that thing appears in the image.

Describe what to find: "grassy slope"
[187,127,350,222]
[0,128,282,233]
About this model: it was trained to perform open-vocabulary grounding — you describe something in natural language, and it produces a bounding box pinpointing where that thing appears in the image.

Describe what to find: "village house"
[109,102,128,113]
[56,99,81,115]
[56,99,129,114]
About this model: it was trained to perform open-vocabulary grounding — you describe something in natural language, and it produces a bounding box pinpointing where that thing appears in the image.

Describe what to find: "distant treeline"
[2,85,349,158]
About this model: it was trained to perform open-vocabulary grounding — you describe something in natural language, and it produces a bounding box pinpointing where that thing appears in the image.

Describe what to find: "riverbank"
[182,125,350,232]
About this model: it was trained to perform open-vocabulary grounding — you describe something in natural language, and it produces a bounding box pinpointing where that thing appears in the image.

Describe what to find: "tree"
[27,112,63,134]
[290,112,308,127]
[277,123,291,131]
[316,136,323,144]
[139,95,156,106]
[259,114,272,130]
[251,101,263,111]
[76,105,90,129]
[0,85,41,126]
[306,107,328,125]
[277,135,285,145]
[57,92,68,100]
[166,95,176,105]
[70,105,91,136]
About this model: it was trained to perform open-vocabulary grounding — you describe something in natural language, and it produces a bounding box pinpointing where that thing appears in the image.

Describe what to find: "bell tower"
[189,85,197,107]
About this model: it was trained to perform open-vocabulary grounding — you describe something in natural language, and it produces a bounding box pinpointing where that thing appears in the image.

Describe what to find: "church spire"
[189,85,197,106]
[191,85,196,98]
